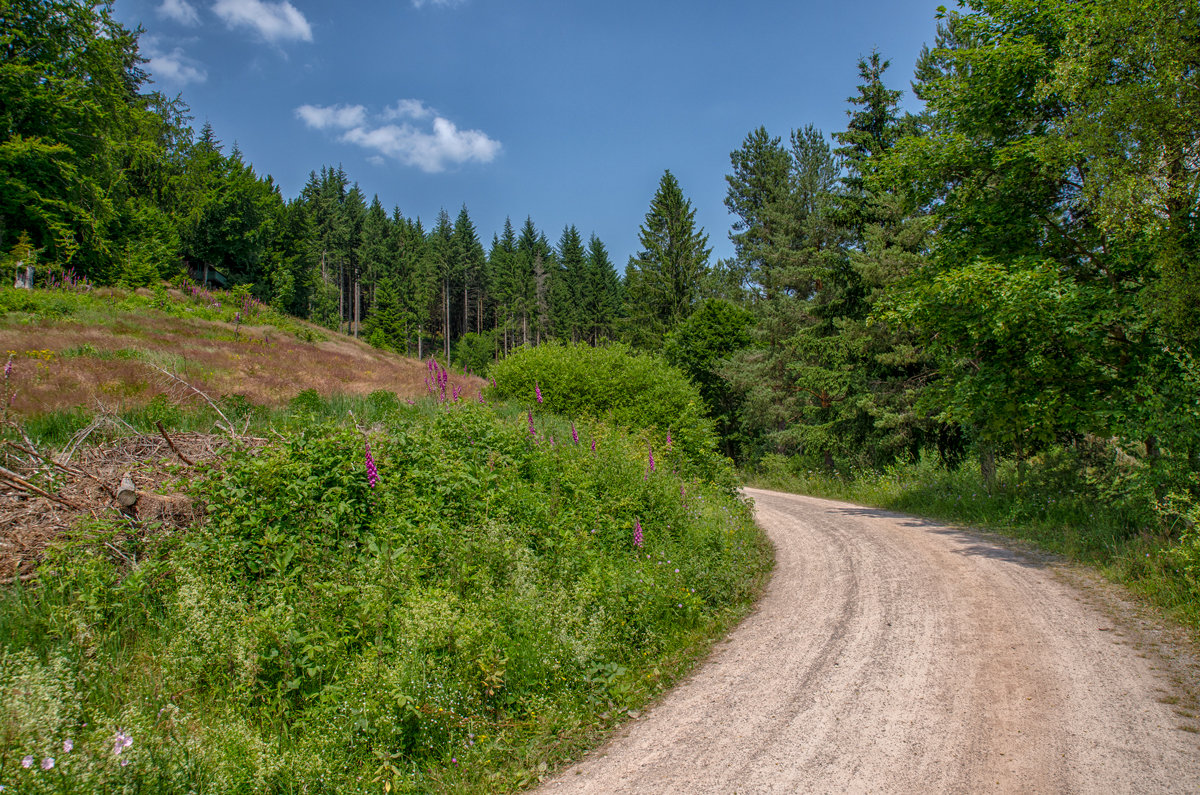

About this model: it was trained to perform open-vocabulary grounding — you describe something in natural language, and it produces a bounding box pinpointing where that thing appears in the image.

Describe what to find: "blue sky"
[114,0,944,268]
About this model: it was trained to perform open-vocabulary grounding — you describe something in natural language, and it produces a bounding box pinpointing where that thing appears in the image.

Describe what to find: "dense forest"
[3,0,1199,529]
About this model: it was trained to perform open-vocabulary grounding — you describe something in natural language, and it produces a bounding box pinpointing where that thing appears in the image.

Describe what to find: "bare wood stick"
[146,363,235,436]
[5,441,116,498]
[0,465,84,510]
[60,416,104,464]
[154,421,194,465]
[104,541,132,566]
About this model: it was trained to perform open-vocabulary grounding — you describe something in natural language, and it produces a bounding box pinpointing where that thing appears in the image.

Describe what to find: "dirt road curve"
[539,488,1200,794]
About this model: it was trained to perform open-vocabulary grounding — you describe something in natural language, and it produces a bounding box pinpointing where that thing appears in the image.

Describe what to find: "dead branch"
[5,441,115,498]
[60,416,105,464]
[146,363,235,436]
[0,465,84,510]
[155,421,194,465]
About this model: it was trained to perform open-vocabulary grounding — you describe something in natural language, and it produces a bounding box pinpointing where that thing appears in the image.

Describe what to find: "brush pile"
[0,426,245,583]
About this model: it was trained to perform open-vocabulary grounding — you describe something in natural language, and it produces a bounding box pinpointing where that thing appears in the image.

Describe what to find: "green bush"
[0,400,770,792]
[489,341,733,487]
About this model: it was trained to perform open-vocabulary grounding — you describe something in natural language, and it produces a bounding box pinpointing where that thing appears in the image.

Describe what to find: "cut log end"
[117,473,138,507]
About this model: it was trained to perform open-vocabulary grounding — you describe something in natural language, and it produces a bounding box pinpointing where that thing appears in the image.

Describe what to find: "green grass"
[749,452,1200,630]
[0,392,771,793]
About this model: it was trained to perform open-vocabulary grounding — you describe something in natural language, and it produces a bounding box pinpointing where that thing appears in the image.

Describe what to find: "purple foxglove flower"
[4,356,11,378]
[365,442,378,488]
[477,390,485,404]
[528,410,535,436]
[591,437,596,453]
[666,429,672,449]
[571,422,579,444]
[633,519,643,548]
[535,383,543,404]
[648,445,655,472]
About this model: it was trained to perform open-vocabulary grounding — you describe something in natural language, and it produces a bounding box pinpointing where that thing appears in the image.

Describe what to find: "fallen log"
[117,472,138,507]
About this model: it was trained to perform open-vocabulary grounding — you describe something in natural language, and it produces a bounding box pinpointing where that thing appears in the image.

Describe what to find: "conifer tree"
[625,170,712,346]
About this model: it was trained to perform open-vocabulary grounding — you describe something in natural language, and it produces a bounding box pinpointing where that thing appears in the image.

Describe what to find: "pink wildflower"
[365,441,378,488]
[648,445,655,473]
[528,410,536,436]
[666,429,673,449]
[535,383,543,403]
[41,758,54,770]
[571,422,579,444]
[21,755,32,768]
[633,519,643,548]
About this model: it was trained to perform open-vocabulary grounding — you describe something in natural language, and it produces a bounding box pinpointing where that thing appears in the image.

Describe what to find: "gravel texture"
[539,488,1200,793]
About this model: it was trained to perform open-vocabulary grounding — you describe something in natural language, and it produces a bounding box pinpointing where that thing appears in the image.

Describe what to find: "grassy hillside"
[0,284,481,421]
[0,284,771,793]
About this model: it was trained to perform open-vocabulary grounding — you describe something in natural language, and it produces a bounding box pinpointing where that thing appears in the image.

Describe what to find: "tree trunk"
[980,443,997,493]
[354,275,360,338]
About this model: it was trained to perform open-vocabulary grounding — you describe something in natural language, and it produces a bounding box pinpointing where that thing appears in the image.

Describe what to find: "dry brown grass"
[0,307,485,415]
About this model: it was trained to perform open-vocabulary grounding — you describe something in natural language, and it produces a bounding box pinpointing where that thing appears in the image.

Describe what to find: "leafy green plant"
[489,341,733,487]
[0,395,769,792]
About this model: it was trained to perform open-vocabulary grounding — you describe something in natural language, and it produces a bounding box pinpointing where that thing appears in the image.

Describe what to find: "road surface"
[539,488,1200,793]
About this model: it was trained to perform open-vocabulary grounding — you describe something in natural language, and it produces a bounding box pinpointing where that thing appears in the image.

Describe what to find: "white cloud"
[213,0,312,43]
[295,103,367,130]
[296,101,501,173]
[384,99,433,121]
[157,0,200,25]
[411,0,466,7]
[143,37,207,85]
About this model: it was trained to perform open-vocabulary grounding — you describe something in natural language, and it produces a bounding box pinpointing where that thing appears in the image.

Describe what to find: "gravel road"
[539,488,1200,793]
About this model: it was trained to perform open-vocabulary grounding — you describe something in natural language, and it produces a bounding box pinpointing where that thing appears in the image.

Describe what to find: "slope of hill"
[0,284,482,417]
[0,283,770,793]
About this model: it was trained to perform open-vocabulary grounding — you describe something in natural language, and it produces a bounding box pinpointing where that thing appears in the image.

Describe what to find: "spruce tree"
[625,170,712,346]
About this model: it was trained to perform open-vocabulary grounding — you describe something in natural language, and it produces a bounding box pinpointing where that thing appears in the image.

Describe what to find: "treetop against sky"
[113,0,942,265]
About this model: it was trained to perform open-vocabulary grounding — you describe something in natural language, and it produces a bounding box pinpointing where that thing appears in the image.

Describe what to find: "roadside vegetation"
[0,287,769,793]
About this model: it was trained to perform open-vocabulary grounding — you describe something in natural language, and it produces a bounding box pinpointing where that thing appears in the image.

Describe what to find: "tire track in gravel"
[538,488,1200,793]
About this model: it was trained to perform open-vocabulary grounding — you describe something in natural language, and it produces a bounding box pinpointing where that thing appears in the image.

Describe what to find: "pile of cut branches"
[0,424,248,583]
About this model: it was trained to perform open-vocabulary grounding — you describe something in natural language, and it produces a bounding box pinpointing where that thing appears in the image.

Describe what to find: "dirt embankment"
[540,488,1200,793]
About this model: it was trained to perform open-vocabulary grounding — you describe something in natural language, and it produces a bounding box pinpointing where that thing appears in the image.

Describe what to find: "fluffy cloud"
[384,99,433,121]
[157,0,200,25]
[142,37,207,85]
[295,101,501,173]
[295,103,367,130]
[213,0,312,43]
